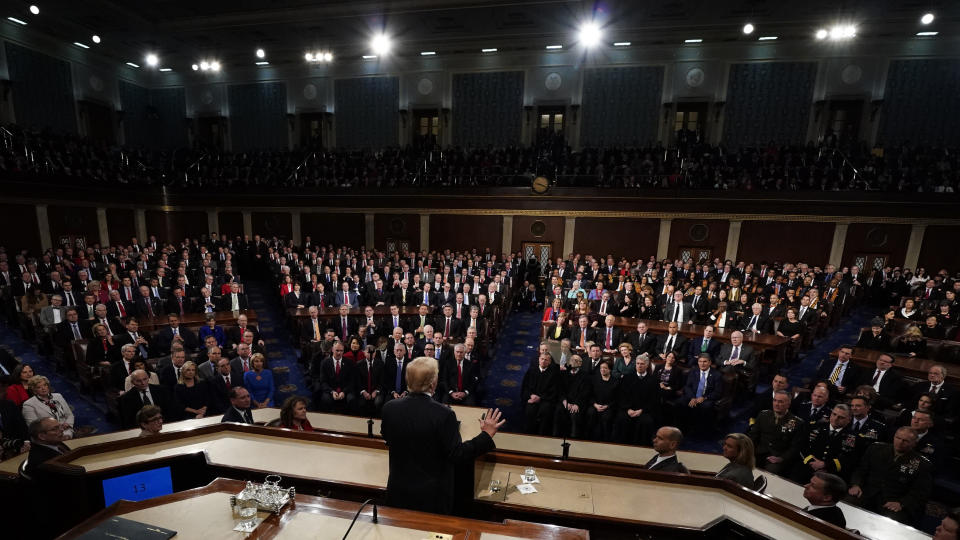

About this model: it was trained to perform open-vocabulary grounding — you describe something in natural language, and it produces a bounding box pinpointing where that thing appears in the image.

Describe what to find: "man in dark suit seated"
[628,321,658,358]
[206,353,243,414]
[114,317,151,360]
[740,303,772,334]
[158,348,188,389]
[314,341,357,414]
[219,282,249,311]
[645,426,690,473]
[382,342,409,404]
[379,356,505,515]
[24,417,70,480]
[858,353,904,410]
[165,288,192,317]
[119,369,179,429]
[657,321,689,361]
[793,385,832,425]
[570,314,596,353]
[221,386,255,424]
[597,314,624,355]
[356,351,385,417]
[909,364,954,417]
[442,343,478,406]
[613,355,659,444]
[328,304,357,343]
[855,318,891,351]
[687,325,722,366]
[717,331,757,392]
[663,291,694,324]
[801,471,848,528]
[521,351,560,435]
[133,286,162,319]
[154,314,199,355]
[675,354,724,432]
[815,344,860,398]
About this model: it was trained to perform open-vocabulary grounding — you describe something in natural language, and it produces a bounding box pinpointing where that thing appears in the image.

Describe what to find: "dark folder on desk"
[77,516,176,539]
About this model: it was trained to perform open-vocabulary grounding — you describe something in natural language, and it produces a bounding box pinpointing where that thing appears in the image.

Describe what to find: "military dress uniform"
[849,443,931,525]
[791,421,858,482]
[850,415,886,459]
[748,410,803,474]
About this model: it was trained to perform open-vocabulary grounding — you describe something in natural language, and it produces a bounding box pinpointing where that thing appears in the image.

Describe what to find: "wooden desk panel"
[135,309,258,333]
[289,306,421,320]
[829,346,959,383]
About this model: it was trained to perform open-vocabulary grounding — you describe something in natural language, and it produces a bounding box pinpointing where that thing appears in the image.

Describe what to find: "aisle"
[478,311,541,432]
[243,281,309,407]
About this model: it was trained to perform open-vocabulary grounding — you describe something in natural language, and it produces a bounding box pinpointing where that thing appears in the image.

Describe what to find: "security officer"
[847,427,932,526]
[749,390,803,475]
[792,404,857,483]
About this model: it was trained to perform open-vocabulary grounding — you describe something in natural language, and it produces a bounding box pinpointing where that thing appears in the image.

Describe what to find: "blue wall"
[580,66,664,148]
[334,76,399,148]
[452,71,523,147]
[722,62,817,148]
[228,82,288,151]
[5,42,76,133]
[880,59,960,146]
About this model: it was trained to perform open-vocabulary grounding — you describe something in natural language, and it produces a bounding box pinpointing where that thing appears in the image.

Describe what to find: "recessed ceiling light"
[7,17,27,25]
[323,52,333,62]
[210,61,220,71]
[613,42,631,47]
[758,36,778,41]
[255,48,265,58]
[916,31,938,36]
[815,29,828,40]
[191,64,199,70]
[684,38,703,43]
[126,62,140,68]
[481,48,497,53]
[73,42,89,49]
[145,53,159,67]
[371,34,391,56]
[829,25,856,40]
[29,5,39,15]
[545,44,563,49]
[743,23,754,34]
[91,35,101,44]
[420,51,436,56]
[200,61,209,70]
[578,22,602,48]
[158,68,172,72]
[362,54,377,60]
[255,61,269,66]
[921,13,935,25]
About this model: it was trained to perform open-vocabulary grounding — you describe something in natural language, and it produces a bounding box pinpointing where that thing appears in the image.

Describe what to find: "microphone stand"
[367,418,374,438]
[342,498,378,539]
[561,437,570,460]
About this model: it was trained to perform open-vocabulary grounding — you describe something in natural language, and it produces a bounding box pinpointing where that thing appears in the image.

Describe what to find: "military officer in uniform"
[848,395,886,459]
[909,410,943,468]
[847,427,932,525]
[749,390,803,475]
[792,404,858,483]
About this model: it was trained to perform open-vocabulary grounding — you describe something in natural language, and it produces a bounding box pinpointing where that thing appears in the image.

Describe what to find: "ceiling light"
[7,17,27,25]
[481,48,497,53]
[126,62,140,68]
[158,68,172,72]
[916,31,938,36]
[815,29,828,40]
[255,48,265,58]
[758,36,778,41]
[255,61,269,66]
[362,55,377,60]
[191,64,199,70]
[420,51,436,56]
[304,52,314,61]
[91,35,101,44]
[322,52,333,62]
[29,5,39,15]
[145,53,159,67]
[829,25,856,40]
[921,13,934,25]
[371,34,391,56]
[743,23,754,34]
[613,42,631,47]
[210,61,220,71]
[199,61,209,70]
[578,22,602,48]
[73,42,89,49]
[545,44,563,49]
[684,39,703,43]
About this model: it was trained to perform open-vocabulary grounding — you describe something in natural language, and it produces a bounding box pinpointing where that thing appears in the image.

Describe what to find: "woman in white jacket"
[21,375,75,440]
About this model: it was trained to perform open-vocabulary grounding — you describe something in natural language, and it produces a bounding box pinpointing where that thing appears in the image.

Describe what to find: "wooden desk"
[288,306,421,321]
[543,317,790,355]
[59,477,588,540]
[829,346,959,384]
[134,309,258,333]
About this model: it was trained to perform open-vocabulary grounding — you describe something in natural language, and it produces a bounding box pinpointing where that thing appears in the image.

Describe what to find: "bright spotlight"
[921,13,934,25]
[371,34,391,55]
[578,22,602,47]
[743,23,754,34]
[256,48,265,58]
[192,64,199,71]
[829,25,856,40]
[304,52,314,61]
[145,53,159,67]
[91,34,101,44]
[200,61,209,70]
[322,52,333,62]
[29,5,39,15]
[815,29,828,40]
[210,61,220,71]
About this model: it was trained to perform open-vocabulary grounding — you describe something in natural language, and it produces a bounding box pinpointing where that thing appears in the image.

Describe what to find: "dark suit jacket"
[218,293,249,311]
[740,313,772,334]
[24,442,66,479]
[356,357,385,394]
[687,337,722,364]
[680,368,724,403]
[644,454,690,474]
[119,384,178,428]
[380,393,495,514]
[662,302,694,323]
[521,363,561,404]
[815,359,860,393]
[106,299,134,319]
[221,406,255,424]
[717,343,757,372]
[858,368,904,409]
[628,333,659,357]
[855,331,890,352]
[442,357,478,396]
[806,505,846,528]
[382,355,409,396]
[154,326,199,355]
[317,356,358,396]
[434,316,465,339]
[657,333,689,358]
[570,327,596,349]
[133,295,163,318]
[596,326,625,349]
[327,316,358,340]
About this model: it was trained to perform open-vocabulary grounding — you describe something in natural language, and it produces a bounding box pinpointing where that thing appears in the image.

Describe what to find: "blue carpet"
[478,311,541,432]
[244,281,308,407]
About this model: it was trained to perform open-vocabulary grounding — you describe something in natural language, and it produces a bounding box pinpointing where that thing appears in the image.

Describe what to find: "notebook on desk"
[77,516,176,539]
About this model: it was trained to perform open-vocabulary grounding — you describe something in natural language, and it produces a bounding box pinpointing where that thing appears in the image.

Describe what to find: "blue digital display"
[101,466,174,506]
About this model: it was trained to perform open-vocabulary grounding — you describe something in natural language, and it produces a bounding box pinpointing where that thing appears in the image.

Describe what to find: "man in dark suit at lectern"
[380,356,505,515]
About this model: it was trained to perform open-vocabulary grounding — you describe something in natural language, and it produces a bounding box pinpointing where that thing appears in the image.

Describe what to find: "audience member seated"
[123,358,160,391]
[136,405,164,437]
[847,426,932,525]
[443,343,477,406]
[749,390,801,475]
[119,369,178,429]
[154,313,199,354]
[521,351,560,435]
[910,365,954,416]
[859,353,904,410]
[815,344,859,399]
[676,354,724,433]
[174,360,210,419]
[198,314,227,347]
[715,432,756,489]
[5,363,34,406]
[221,386,255,424]
[586,359,617,441]
[21,375,74,440]
[278,395,313,431]
[856,318,891,351]
[0,397,29,459]
[613,354,658,445]
[645,426,689,473]
[243,353,274,409]
[313,341,357,414]
[24,417,69,480]
[801,472,848,528]
[792,404,856,483]
[895,326,927,357]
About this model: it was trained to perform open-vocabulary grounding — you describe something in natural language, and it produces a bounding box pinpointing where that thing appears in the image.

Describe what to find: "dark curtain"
[5,42,76,133]
[880,59,960,146]
[452,71,523,147]
[228,82,288,151]
[334,76,399,148]
[722,62,816,148]
[580,66,664,147]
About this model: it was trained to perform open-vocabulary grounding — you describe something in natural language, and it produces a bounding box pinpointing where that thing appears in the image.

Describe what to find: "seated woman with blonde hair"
[22,375,75,440]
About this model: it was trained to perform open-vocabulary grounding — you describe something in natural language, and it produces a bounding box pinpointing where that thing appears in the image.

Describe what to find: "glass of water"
[237,497,258,531]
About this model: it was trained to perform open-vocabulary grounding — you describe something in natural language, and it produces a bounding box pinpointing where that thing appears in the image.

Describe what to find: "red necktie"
[445,318,451,337]
[344,292,349,305]
[118,301,126,317]
[102,338,109,352]
[342,318,348,340]
[606,328,612,348]
[225,376,231,390]
[335,359,341,376]
[147,300,154,317]
[457,360,463,391]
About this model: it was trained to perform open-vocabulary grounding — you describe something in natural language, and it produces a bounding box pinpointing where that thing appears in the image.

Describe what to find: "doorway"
[413,109,439,149]
[678,246,712,265]
[523,242,553,271]
[81,100,115,144]
[825,100,864,149]
[299,112,324,149]
[537,106,565,144]
[195,116,225,150]
[851,253,888,274]
[674,102,708,145]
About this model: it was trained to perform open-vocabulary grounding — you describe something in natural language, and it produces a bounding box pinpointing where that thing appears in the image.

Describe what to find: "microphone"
[367,418,374,438]
[342,498,378,539]
[561,436,570,460]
